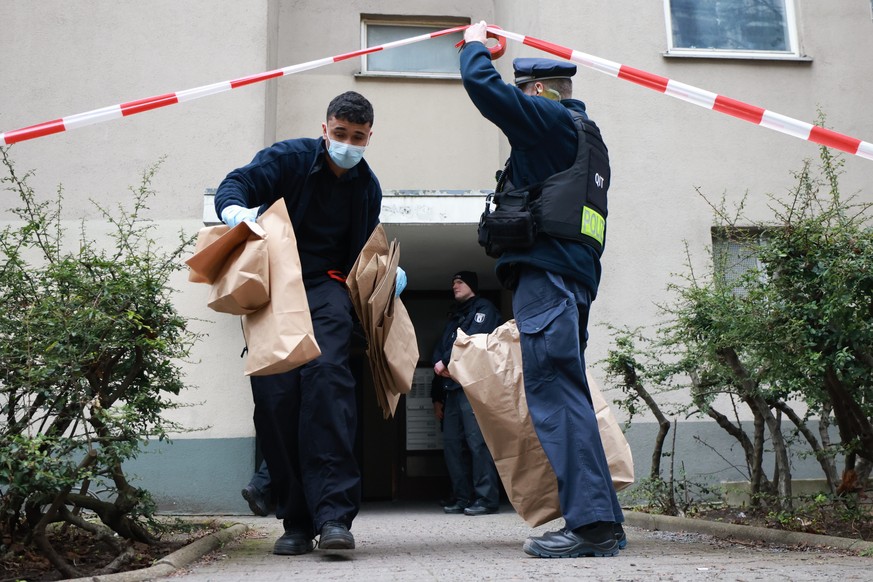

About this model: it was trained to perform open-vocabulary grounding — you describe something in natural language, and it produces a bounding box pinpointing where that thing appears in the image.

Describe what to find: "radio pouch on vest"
[478,189,537,259]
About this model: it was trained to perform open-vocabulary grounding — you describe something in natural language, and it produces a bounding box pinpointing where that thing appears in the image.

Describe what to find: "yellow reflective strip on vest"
[580,206,605,245]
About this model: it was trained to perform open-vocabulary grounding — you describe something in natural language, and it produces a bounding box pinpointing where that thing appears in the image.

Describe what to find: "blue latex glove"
[220,205,258,227]
[395,266,407,297]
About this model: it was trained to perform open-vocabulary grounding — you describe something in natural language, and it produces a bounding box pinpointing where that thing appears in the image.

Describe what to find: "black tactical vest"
[479,112,610,257]
[529,113,609,255]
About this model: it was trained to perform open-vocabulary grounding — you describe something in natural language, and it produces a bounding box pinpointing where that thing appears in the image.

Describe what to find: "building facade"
[2,1,872,512]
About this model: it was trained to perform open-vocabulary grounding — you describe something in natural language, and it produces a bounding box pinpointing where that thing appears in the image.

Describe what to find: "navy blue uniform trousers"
[512,266,624,530]
[250,277,360,536]
[442,388,501,508]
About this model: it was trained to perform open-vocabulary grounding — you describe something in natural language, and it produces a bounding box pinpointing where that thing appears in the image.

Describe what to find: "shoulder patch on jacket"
[474,312,486,323]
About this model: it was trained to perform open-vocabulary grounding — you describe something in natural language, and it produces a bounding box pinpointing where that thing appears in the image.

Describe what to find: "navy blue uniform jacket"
[460,42,602,297]
[214,137,382,275]
[431,295,502,396]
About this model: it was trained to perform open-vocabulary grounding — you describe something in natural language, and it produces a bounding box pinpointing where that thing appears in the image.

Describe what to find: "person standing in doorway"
[432,271,502,516]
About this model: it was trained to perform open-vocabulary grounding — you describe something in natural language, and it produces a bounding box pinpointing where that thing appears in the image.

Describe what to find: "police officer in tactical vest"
[460,21,626,558]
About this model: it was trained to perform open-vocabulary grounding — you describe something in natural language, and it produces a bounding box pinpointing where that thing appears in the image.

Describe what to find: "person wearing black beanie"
[432,270,502,516]
[451,270,479,295]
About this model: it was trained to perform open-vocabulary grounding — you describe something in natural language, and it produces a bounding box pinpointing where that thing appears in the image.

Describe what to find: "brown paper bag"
[591,376,635,494]
[347,231,384,332]
[381,298,418,397]
[187,225,231,284]
[368,239,416,397]
[450,320,634,527]
[241,200,320,376]
[348,225,419,418]
[206,238,270,314]
[348,250,396,416]
[185,221,270,314]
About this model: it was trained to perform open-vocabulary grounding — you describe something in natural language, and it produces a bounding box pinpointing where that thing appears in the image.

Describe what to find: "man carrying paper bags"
[214,92,405,556]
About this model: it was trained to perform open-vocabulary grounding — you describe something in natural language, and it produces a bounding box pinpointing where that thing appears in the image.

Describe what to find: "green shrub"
[0,148,200,578]
[605,135,872,513]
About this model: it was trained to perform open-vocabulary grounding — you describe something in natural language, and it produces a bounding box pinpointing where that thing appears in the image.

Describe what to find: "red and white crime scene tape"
[0,25,467,146]
[2,24,871,163]
[487,26,873,162]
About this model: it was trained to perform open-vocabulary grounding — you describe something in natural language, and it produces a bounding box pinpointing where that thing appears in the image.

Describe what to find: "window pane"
[712,232,770,297]
[366,24,463,74]
[670,0,789,52]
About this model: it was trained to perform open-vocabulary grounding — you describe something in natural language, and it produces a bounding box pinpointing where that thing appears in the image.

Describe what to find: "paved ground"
[160,502,871,582]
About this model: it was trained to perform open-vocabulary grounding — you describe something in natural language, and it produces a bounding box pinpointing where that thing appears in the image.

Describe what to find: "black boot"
[318,520,355,550]
[523,521,619,558]
[241,485,269,517]
[614,523,628,549]
[273,527,315,556]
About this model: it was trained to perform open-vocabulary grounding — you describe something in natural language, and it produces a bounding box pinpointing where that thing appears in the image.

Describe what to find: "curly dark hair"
[326,91,374,126]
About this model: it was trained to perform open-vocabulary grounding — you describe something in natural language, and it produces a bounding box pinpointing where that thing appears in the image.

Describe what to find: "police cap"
[513,58,577,86]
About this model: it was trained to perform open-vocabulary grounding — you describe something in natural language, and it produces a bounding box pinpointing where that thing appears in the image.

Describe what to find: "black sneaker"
[273,528,315,556]
[241,485,269,517]
[443,499,472,514]
[318,520,355,550]
[614,523,628,549]
[523,522,619,558]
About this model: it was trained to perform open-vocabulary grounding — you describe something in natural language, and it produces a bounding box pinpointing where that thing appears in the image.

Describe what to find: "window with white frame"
[665,0,800,59]
[360,17,467,78]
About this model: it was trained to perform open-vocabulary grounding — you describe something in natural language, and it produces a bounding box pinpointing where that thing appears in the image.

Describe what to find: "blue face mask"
[327,138,366,169]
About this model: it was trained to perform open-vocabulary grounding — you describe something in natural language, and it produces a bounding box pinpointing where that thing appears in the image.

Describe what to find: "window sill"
[355,71,462,81]
[663,51,813,63]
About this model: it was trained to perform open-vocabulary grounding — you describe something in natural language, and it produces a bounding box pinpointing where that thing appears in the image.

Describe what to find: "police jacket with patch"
[460,42,603,297]
[431,295,502,396]
[214,137,382,277]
